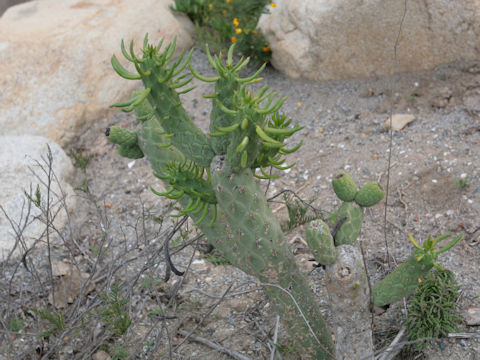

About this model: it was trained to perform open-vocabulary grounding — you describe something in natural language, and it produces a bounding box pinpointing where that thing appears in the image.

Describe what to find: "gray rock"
[258,0,480,81]
[0,0,194,145]
[0,136,76,259]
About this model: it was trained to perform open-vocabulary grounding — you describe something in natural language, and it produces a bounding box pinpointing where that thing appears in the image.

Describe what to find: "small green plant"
[24,184,42,208]
[70,149,93,193]
[454,176,470,189]
[171,0,272,63]
[283,194,316,230]
[33,308,66,337]
[97,283,132,336]
[201,251,230,265]
[8,315,25,333]
[407,92,420,102]
[109,342,129,360]
[404,269,461,350]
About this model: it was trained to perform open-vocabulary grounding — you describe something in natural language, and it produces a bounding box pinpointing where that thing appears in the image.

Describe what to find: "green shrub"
[404,269,461,350]
[171,0,273,63]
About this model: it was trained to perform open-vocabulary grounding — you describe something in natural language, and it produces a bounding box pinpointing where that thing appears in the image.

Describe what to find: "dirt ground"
[2,48,480,359]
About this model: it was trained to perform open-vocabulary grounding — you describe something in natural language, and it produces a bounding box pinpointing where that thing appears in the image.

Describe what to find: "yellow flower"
[271,2,277,7]
[208,3,212,10]
[231,36,237,43]
[297,102,302,107]
[233,17,239,27]
[252,30,258,36]
[262,45,271,52]
[235,28,242,34]
[226,0,231,3]
[418,278,422,283]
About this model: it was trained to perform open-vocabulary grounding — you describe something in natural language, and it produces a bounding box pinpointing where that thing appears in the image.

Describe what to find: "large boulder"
[0,136,77,260]
[258,0,480,81]
[0,0,194,145]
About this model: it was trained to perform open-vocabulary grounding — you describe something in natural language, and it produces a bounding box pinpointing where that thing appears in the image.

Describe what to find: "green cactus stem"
[332,202,364,246]
[354,181,385,207]
[189,44,265,155]
[332,173,358,202]
[372,233,462,306]
[108,38,334,358]
[111,36,215,167]
[305,219,337,265]
[210,156,335,360]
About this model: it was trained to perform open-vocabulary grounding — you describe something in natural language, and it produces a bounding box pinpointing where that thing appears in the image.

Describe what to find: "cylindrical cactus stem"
[332,202,364,246]
[209,155,335,360]
[111,38,215,167]
[372,253,434,307]
[305,219,337,265]
[332,173,358,202]
[354,181,385,207]
[325,245,374,360]
[106,126,138,147]
[209,74,239,154]
[116,144,144,159]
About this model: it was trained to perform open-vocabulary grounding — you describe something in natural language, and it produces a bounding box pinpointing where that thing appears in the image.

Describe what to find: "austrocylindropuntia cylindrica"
[327,174,385,246]
[372,233,462,306]
[107,36,335,359]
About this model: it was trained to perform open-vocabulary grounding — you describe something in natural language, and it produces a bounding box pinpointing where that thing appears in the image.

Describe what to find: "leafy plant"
[33,308,66,338]
[7,315,25,333]
[97,283,132,336]
[70,148,93,193]
[454,175,470,189]
[284,194,316,230]
[201,251,230,265]
[171,0,272,63]
[404,269,461,350]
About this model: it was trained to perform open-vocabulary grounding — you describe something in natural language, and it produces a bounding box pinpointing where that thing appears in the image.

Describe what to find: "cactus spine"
[108,36,334,359]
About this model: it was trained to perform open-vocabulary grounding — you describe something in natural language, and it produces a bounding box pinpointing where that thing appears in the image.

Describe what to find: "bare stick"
[177,329,251,360]
[376,326,406,360]
[173,283,233,350]
[270,315,281,360]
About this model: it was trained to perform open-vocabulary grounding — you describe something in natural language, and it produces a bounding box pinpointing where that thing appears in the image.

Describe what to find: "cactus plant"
[107,36,462,360]
[107,36,334,359]
[372,233,462,306]
[328,174,384,246]
[303,174,384,359]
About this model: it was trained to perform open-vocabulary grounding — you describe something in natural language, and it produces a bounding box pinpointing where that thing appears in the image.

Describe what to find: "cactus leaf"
[435,234,462,254]
[279,140,303,155]
[409,233,422,249]
[213,123,240,134]
[240,151,248,168]
[235,136,249,152]
[188,63,220,82]
[256,126,283,146]
[237,63,266,83]
[263,125,304,137]
[120,39,134,62]
[111,55,141,80]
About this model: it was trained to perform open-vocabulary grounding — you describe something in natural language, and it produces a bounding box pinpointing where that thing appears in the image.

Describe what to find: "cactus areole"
[107,35,335,359]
